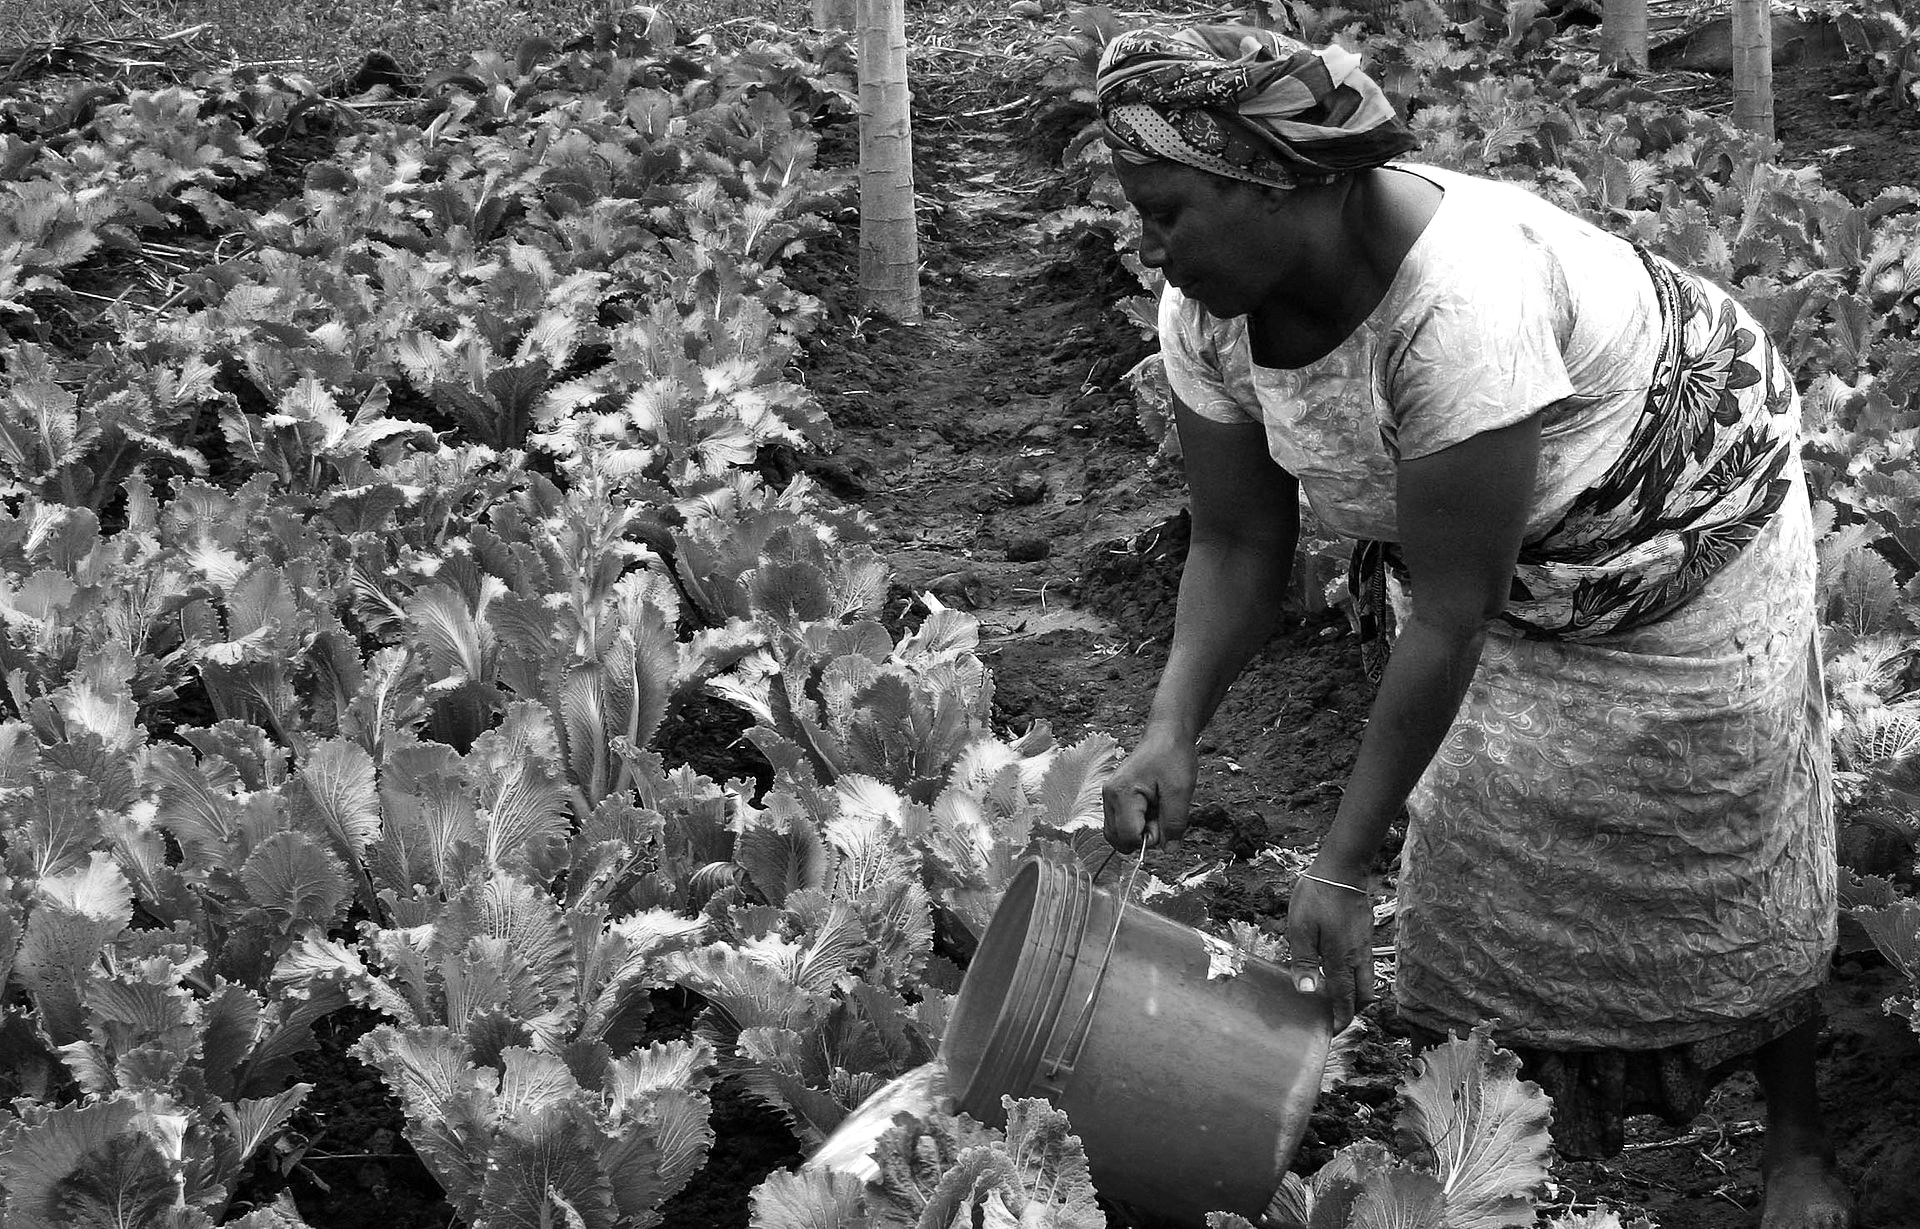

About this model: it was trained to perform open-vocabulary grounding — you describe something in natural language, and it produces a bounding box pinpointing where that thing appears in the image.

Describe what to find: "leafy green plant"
[749,1095,1106,1229]
[281,863,720,1228]
[1,844,344,1228]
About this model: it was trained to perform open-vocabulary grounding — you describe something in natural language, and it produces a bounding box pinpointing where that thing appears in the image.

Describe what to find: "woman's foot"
[1753,1019,1854,1229]
[1759,1148,1854,1229]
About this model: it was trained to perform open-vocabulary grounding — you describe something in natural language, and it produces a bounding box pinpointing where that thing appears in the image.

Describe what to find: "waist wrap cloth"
[1387,255,1836,1156]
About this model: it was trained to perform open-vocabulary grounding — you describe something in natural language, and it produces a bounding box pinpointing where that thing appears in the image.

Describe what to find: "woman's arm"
[1150,401,1302,741]
[1288,413,1542,1027]
[1104,399,1301,851]
[1311,413,1543,880]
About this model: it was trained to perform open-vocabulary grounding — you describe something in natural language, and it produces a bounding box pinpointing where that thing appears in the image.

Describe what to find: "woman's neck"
[1249,167,1443,368]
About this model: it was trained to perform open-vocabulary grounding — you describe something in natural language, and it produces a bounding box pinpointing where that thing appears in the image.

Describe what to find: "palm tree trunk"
[1732,0,1776,143]
[856,0,922,321]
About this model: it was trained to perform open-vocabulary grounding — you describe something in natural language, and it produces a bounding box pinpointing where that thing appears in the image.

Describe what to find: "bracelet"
[1298,871,1371,897]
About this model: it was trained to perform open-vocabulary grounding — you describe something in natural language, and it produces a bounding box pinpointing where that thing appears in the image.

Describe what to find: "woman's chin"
[1180,284,1242,318]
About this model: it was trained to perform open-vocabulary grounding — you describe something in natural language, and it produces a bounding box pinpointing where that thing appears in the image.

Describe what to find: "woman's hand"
[1286,870,1376,1032]
[1102,729,1199,852]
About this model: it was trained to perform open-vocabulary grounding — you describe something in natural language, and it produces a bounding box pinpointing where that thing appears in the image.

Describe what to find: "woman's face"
[1115,158,1322,319]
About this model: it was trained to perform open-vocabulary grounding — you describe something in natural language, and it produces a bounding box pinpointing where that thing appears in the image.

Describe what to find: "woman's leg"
[1753,1018,1853,1229]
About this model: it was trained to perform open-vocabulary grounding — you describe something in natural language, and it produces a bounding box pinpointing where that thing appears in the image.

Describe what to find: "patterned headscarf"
[1095,24,1419,190]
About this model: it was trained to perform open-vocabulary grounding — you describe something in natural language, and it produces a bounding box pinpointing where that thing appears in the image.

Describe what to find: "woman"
[1092,23,1851,1229]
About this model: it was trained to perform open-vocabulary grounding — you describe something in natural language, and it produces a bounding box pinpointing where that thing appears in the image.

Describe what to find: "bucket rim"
[946,854,1096,1123]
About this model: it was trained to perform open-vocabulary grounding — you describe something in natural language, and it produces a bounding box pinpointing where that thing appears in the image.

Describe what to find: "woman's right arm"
[1103,398,1300,851]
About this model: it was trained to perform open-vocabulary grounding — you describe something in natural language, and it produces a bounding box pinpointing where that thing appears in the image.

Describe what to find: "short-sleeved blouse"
[1158,163,1660,544]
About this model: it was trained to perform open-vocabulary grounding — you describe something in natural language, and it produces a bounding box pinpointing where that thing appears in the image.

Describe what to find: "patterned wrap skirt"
[1386,259,1838,1156]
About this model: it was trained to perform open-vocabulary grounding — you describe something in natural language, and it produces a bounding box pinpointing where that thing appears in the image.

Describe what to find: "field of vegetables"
[3,0,1920,1227]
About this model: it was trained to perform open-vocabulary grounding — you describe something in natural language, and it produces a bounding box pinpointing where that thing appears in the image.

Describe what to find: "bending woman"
[1092,23,1849,1229]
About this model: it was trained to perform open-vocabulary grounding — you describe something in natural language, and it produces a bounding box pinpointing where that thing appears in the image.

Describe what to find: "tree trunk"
[1600,0,1648,69]
[812,0,856,31]
[856,0,922,322]
[1732,0,1775,143]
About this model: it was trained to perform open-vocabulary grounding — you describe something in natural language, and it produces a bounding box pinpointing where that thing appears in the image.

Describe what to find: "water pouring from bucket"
[810,851,1333,1226]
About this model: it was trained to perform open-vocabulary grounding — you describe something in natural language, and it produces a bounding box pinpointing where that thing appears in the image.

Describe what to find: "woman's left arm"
[1287,412,1543,1024]
[1316,412,1543,877]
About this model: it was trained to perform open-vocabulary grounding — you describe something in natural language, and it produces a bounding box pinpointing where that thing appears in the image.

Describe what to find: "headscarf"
[1095,24,1419,190]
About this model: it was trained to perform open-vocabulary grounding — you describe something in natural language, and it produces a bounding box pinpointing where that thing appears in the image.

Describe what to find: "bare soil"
[778,47,1920,1229]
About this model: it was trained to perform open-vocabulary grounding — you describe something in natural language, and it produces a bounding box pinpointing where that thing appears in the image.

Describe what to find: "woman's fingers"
[1288,885,1374,1033]
[1102,739,1199,852]
[1102,782,1149,850]
[1321,960,1360,1033]
[1355,939,1378,1008]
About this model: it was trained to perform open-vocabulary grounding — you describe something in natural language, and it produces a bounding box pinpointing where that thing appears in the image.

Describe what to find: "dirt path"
[783,35,1920,1229]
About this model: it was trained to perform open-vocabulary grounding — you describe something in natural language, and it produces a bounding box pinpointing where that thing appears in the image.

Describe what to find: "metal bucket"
[941,854,1332,1225]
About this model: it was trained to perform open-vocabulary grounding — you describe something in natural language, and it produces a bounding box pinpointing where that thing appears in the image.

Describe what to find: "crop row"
[0,4,1916,1228]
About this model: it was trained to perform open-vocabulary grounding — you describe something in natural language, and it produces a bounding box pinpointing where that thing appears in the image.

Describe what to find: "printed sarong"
[1388,261,1837,1142]
[1350,249,1802,677]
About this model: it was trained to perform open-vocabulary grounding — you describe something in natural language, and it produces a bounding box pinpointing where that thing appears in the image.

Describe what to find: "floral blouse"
[1158,163,1801,640]
[1157,162,1657,545]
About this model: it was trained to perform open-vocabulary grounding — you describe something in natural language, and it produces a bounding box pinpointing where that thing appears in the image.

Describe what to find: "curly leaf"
[576,911,708,1045]
[1037,735,1121,832]
[272,932,419,1027]
[199,982,263,1102]
[600,1085,715,1227]
[736,791,831,906]
[4,768,101,882]
[497,1047,582,1118]
[895,608,979,658]
[1395,1025,1554,1229]
[862,1107,1003,1225]
[1343,1167,1448,1229]
[996,1097,1104,1228]
[141,744,244,870]
[0,891,21,1007]
[924,1147,1022,1229]
[749,1168,872,1229]
[241,830,351,933]
[47,1128,179,1229]
[475,1099,619,1229]
[405,581,497,683]
[72,960,199,1095]
[1854,899,1920,980]
[354,1025,499,1221]
[471,702,572,874]
[736,1026,855,1145]
[0,1095,142,1224]
[623,601,679,753]
[478,870,576,1000]
[558,661,616,806]
[290,738,382,859]
[16,852,132,1043]
[667,943,822,1034]
[377,739,481,893]
[608,1039,716,1109]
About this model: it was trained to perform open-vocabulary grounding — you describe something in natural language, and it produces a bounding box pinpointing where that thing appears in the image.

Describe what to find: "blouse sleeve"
[1375,236,1576,461]
[1158,286,1259,425]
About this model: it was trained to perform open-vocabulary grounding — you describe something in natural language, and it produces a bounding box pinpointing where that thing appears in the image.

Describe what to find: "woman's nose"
[1137,230,1165,268]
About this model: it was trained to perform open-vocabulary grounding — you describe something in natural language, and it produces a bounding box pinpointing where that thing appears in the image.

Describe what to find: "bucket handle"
[1034,849,1146,1096]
